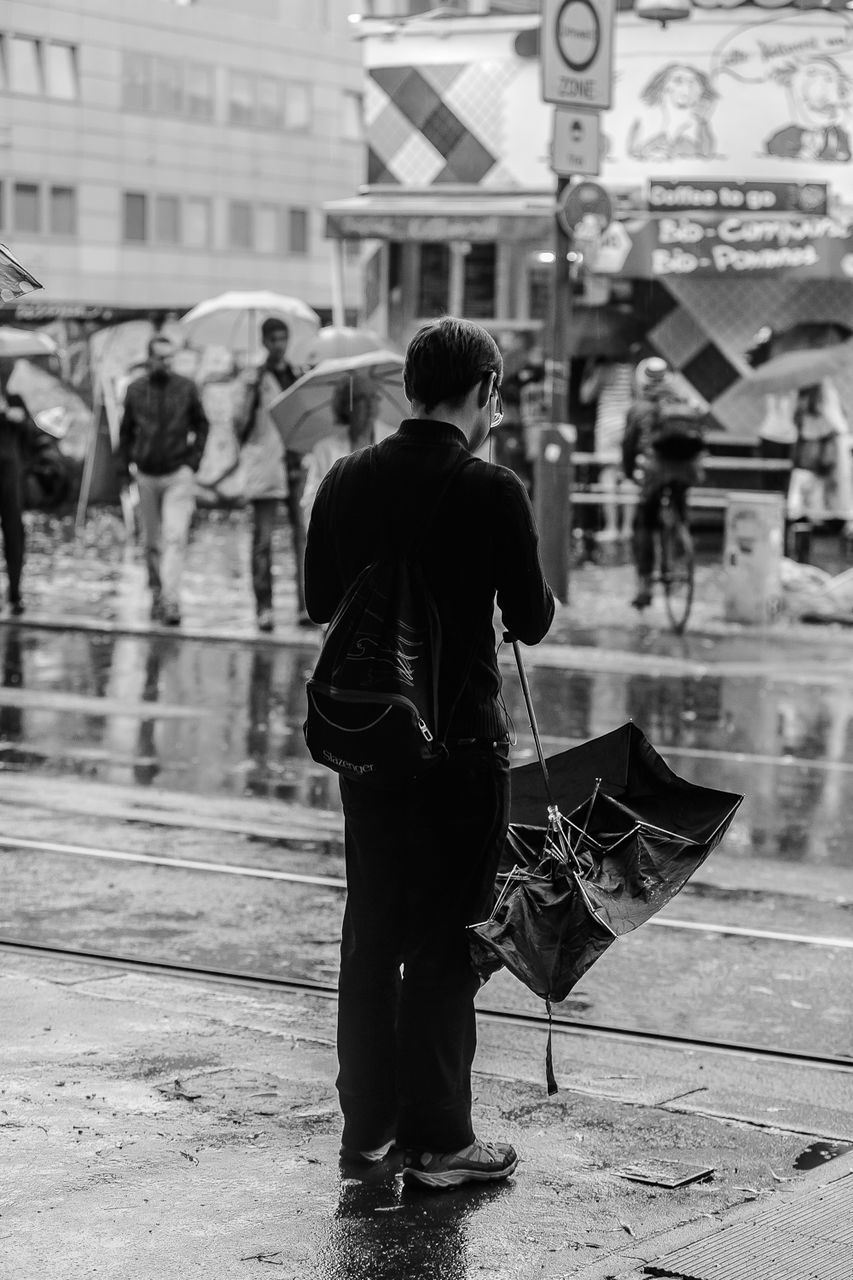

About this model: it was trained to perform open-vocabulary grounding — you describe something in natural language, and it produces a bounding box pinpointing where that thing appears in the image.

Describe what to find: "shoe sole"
[402,1156,518,1189]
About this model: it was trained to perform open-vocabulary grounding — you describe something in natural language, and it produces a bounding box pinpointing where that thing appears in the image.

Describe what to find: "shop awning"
[324,193,554,243]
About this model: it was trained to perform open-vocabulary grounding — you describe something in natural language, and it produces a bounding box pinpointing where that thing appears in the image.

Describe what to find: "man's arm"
[304,462,346,624]
[622,404,643,479]
[493,470,555,644]
[118,388,136,477]
[185,383,210,472]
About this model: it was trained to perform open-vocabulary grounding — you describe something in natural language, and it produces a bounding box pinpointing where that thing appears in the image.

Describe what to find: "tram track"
[3,937,852,1076]
[2,832,852,952]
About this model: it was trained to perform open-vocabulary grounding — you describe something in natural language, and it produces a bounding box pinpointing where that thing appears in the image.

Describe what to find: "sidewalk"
[3,944,853,1280]
[8,507,853,645]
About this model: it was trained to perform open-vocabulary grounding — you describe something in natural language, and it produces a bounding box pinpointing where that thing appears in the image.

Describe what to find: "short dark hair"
[261,317,289,341]
[404,316,502,414]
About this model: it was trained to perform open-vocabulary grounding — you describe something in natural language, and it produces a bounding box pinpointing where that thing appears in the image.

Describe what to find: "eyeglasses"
[490,384,504,430]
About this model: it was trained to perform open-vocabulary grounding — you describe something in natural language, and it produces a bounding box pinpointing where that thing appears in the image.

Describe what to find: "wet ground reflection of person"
[0,627,24,747]
[133,636,179,786]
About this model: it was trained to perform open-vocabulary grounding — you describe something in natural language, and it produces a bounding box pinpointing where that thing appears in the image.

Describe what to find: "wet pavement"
[3,507,853,1277]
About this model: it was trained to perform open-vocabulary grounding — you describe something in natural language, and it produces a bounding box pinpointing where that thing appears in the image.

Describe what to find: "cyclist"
[622,357,706,609]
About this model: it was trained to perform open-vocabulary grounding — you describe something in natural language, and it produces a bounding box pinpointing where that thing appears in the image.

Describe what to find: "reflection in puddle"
[794,1140,853,1170]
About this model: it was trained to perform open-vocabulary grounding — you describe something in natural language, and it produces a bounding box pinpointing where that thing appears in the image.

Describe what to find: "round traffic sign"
[555,0,601,75]
[556,181,613,236]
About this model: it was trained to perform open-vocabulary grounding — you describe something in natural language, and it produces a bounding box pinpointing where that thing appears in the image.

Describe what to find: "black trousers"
[0,454,24,605]
[633,477,689,579]
[337,744,510,1153]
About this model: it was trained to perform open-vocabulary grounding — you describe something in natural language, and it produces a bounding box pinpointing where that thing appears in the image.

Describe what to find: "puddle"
[793,1139,853,1171]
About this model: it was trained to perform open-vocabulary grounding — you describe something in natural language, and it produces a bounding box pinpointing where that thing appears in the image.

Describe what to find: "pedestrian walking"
[236,318,306,632]
[786,379,853,559]
[0,363,40,617]
[300,372,379,525]
[118,336,209,626]
[304,316,555,1189]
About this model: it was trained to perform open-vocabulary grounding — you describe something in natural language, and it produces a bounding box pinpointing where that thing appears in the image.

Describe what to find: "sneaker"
[631,587,653,610]
[339,1139,394,1165]
[161,605,181,627]
[296,610,316,628]
[9,599,23,617]
[257,608,275,633]
[402,1138,518,1190]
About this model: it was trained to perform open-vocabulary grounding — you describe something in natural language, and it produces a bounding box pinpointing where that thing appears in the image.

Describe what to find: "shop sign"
[602,212,853,278]
[647,181,828,216]
[325,212,550,243]
[542,0,616,111]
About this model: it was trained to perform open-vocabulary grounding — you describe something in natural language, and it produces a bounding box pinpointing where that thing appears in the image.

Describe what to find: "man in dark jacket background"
[0,362,39,616]
[119,336,209,625]
[304,316,555,1190]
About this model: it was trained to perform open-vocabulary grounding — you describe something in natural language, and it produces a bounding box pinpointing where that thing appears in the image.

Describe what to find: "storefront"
[327,5,853,439]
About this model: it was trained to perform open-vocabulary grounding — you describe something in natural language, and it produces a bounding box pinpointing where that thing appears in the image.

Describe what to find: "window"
[463,243,496,320]
[122,52,152,111]
[229,201,253,249]
[9,36,43,95]
[255,205,281,254]
[185,64,214,121]
[342,91,362,141]
[257,78,282,130]
[154,57,184,115]
[44,42,78,100]
[283,83,311,130]
[418,243,450,315]
[155,195,181,244]
[228,72,255,126]
[14,183,41,233]
[123,192,148,242]
[184,197,211,248]
[49,186,76,236]
[288,208,309,255]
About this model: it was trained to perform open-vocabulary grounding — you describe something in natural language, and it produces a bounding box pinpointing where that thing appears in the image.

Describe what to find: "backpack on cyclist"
[648,397,707,461]
[303,451,471,786]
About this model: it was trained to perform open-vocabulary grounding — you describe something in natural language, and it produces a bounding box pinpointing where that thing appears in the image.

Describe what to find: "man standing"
[0,364,38,617]
[237,318,306,631]
[304,317,555,1190]
[119,336,209,626]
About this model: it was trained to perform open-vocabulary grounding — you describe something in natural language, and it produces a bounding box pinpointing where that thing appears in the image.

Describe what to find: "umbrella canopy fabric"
[739,341,853,395]
[178,291,320,363]
[0,327,58,360]
[468,723,742,1091]
[269,350,407,454]
[305,327,386,364]
[0,243,42,303]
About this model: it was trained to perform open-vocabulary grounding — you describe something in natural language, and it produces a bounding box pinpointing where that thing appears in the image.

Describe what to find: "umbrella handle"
[510,639,558,817]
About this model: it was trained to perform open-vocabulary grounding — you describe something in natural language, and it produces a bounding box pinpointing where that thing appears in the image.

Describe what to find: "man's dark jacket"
[119,371,209,477]
[304,421,555,743]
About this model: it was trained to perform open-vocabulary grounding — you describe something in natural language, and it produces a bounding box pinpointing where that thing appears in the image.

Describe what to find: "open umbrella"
[269,350,407,454]
[468,648,743,1094]
[0,328,57,360]
[738,341,853,395]
[178,291,320,364]
[0,243,42,303]
[305,327,387,365]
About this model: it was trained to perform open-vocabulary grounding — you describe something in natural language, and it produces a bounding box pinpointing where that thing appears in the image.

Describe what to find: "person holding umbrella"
[0,361,40,616]
[236,317,308,631]
[304,317,555,1189]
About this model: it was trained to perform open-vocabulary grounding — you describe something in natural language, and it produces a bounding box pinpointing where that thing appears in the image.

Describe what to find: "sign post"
[539,0,615,603]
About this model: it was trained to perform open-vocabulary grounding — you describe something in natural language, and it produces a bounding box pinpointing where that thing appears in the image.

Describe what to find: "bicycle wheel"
[660,512,694,634]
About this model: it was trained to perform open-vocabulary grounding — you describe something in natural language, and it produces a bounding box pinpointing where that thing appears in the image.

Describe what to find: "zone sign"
[542,0,615,112]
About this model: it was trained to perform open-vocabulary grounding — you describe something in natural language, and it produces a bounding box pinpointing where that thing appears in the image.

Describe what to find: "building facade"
[1,0,365,330]
[328,1,853,439]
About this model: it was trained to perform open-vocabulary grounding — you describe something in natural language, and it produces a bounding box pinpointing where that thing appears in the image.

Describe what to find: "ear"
[476,374,492,411]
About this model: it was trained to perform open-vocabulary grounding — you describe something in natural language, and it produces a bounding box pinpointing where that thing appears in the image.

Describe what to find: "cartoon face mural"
[627,63,719,161]
[765,56,853,161]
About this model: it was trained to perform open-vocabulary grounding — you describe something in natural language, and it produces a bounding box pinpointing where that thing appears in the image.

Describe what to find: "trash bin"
[723,492,785,624]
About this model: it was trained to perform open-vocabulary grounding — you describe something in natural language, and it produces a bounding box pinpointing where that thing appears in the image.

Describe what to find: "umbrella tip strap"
[545,997,558,1096]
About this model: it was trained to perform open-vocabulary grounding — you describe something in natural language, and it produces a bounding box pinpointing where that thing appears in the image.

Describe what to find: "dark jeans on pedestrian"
[250,498,278,613]
[633,478,689,579]
[336,743,510,1154]
[0,452,25,606]
[284,449,306,615]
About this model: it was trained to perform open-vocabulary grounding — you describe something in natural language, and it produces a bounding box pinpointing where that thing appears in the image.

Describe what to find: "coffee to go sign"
[648,180,828,217]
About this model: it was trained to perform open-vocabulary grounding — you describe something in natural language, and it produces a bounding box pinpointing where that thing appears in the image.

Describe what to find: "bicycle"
[656,482,695,634]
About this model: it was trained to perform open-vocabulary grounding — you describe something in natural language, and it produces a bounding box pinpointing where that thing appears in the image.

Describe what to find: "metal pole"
[534,174,574,604]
